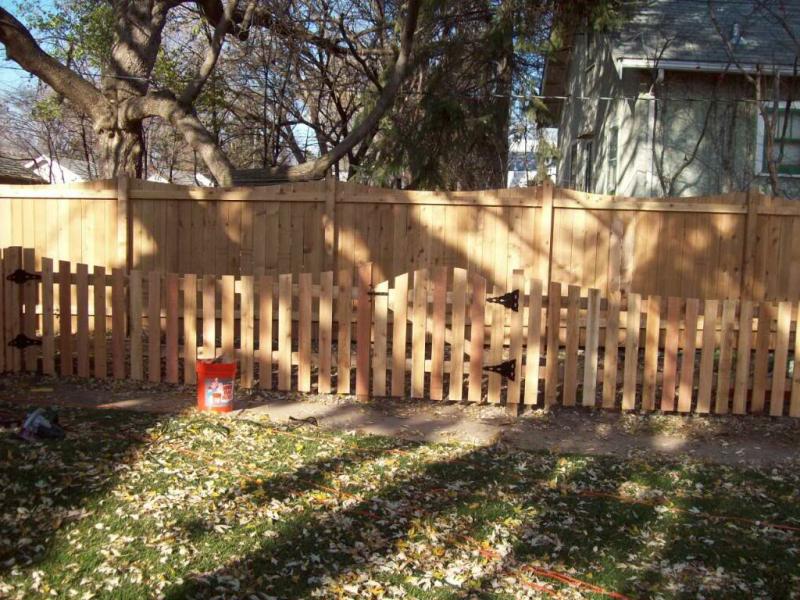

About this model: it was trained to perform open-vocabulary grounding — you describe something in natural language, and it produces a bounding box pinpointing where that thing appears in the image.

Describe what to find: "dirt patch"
[1,373,799,467]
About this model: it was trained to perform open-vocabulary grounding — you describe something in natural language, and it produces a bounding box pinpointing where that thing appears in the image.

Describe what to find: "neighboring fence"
[3,246,799,417]
[1,178,800,301]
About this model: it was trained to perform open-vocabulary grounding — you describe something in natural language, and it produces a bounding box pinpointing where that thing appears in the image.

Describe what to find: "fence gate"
[2,247,41,374]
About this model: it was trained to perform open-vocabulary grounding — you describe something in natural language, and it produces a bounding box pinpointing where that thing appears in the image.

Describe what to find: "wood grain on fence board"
[40,258,55,375]
[411,269,428,399]
[76,263,90,377]
[147,270,161,382]
[202,275,216,361]
[582,287,600,407]
[129,270,142,380]
[715,300,736,414]
[641,295,660,411]
[770,301,791,417]
[278,273,292,391]
[3,248,21,371]
[337,268,353,394]
[391,272,409,397]
[165,273,178,384]
[507,270,525,407]
[660,297,681,412]
[317,272,333,393]
[678,298,699,413]
[22,248,37,371]
[183,274,197,385]
[430,267,447,401]
[297,273,312,392]
[93,266,107,379]
[751,301,774,413]
[696,299,718,413]
[221,275,235,363]
[112,268,126,379]
[240,275,254,389]
[563,284,581,407]
[602,288,621,409]
[468,274,486,403]
[373,278,389,396]
[355,263,373,398]
[622,293,642,410]
[449,268,467,401]
[58,259,72,377]
[487,283,505,404]
[792,302,800,417]
[545,281,561,407]
[258,275,273,389]
[0,253,4,373]
[733,300,754,415]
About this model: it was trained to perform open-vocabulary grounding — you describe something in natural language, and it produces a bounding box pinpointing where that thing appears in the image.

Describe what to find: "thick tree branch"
[0,7,107,123]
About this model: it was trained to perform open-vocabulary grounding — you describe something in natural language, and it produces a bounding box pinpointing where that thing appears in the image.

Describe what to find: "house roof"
[613,0,800,71]
[0,156,45,184]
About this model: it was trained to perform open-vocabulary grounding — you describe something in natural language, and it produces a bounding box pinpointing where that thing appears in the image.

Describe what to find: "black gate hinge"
[487,289,519,312]
[7,334,42,349]
[483,359,516,381]
[6,268,41,285]
[366,288,388,297]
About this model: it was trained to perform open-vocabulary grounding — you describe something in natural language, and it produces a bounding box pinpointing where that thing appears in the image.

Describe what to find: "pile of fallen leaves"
[1,404,799,599]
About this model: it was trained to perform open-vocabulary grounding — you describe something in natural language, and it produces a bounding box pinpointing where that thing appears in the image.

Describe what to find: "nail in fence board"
[76,263,90,378]
[258,275,273,389]
[317,272,333,393]
[468,274,486,403]
[59,260,73,377]
[148,271,161,383]
[94,266,107,379]
[622,292,642,410]
[240,275,254,389]
[411,269,428,399]
[545,281,561,407]
[563,284,581,407]
[183,274,197,385]
[297,273,312,392]
[524,279,543,406]
[112,268,126,379]
[641,295,661,411]
[391,272,409,397]
[733,300,754,415]
[678,298,699,413]
[449,268,467,401]
[41,258,55,376]
[696,299,718,414]
[770,301,791,417]
[582,287,600,407]
[715,300,736,414]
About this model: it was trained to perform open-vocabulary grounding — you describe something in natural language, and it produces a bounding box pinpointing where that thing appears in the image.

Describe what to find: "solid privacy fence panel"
[2,178,800,301]
[3,245,800,418]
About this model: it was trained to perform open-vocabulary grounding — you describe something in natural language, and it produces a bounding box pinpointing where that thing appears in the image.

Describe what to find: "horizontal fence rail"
[2,246,800,418]
[2,178,800,301]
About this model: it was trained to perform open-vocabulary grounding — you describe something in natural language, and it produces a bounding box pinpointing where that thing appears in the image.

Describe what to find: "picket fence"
[2,245,799,417]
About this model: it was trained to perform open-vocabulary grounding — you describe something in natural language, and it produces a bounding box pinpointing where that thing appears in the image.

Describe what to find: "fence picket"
[202,275,216,361]
[678,298,699,413]
[165,273,178,383]
[298,272,312,393]
[641,295,661,411]
[112,268,126,379]
[487,283,504,404]
[258,274,278,394]
[449,268,467,401]
[41,258,55,375]
[0,252,4,373]
[129,270,142,380]
[468,274,486,403]
[334,269,351,393]
[751,301,774,414]
[4,248,22,371]
[391,272,409,397]
[76,263,90,377]
[411,269,428,399]
[563,285,580,407]
[792,301,800,417]
[278,273,292,391]
[506,270,525,409]
[93,266,107,378]
[602,289,621,409]
[660,297,681,412]
[715,300,736,414]
[318,272,332,393]
[355,263,372,398]
[183,274,197,385]
[240,275,254,389]
[148,270,161,382]
[770,301,791,417]
[59,259,72,377]
[22,248,37,371]
[582,287,600,407]
[373,278,389,396]
[545,281,561,407]
[221,275,235,363]
[696,299,718,413]
[427,267,446,400]
[733,300,754,415]
[622,293,642,410]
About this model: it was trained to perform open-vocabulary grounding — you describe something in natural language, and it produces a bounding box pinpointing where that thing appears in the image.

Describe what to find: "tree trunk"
[96,121,145,179]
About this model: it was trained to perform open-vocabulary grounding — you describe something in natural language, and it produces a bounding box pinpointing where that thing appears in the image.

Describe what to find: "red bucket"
[196,360,236,413]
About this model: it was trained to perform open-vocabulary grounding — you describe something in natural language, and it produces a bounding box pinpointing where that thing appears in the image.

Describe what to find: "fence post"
[116,175,132,272]
[536,180,555,286]
[740,187,760,301]
[323,175,338,273]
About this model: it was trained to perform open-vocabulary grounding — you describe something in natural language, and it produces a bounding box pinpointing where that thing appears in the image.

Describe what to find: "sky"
[0,0,49,92]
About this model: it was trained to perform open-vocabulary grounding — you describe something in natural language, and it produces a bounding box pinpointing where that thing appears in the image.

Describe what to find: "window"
[567,142,578,188]
[757,103,800,175]
[608,126,619,193]
[583,140,593,192]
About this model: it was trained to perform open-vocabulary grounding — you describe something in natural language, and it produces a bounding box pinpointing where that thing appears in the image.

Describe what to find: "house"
[26,155,213,186]
[541,0,800,197]
[0,156,45,184]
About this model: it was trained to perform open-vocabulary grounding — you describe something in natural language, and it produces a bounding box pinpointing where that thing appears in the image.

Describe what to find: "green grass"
[1,404,799,599]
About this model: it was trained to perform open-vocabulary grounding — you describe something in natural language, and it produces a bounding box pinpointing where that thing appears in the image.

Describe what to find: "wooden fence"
[2,178,800,301]
[2,246,799,417]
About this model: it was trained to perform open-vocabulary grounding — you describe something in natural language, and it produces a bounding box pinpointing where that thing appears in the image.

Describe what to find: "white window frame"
[755,100,800,178]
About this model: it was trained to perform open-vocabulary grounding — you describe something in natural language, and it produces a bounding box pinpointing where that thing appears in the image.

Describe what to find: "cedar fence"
[1,178,800,301]
[2,245,800,417]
